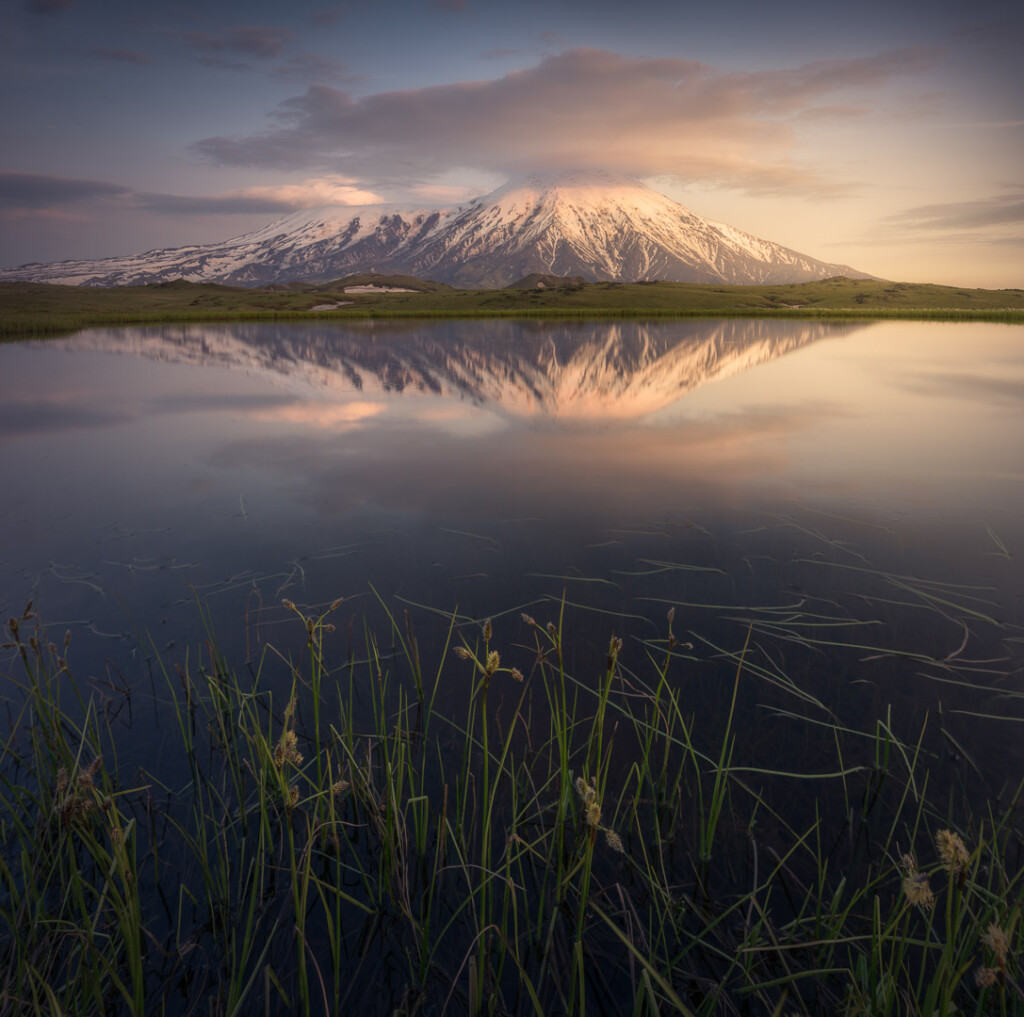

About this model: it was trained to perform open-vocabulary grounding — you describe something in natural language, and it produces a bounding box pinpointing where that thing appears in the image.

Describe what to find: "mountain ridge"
[0,172,873,288]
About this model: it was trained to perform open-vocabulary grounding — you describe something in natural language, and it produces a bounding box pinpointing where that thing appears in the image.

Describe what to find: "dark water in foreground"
[1,317,1022,741]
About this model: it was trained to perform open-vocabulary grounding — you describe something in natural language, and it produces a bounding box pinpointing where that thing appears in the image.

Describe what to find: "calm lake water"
[2,317,1023,1012]
[3,319,1023,715]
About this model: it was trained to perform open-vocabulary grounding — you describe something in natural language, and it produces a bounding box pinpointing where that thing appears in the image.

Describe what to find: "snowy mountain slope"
[0,171,872,288]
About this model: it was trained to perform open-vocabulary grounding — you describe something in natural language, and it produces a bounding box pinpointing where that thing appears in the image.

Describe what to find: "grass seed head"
[983,923,1009,960]
[902,871,935,910]
[605,828,624,853]
[975,966,998,989]
[77,756,103,790]
[607,635,623,669]
[936,828,969,874]
[454,645,472,661]
[482,618,492,642]
[276,729,303,768]
[510,667,524,682]
[485,650,500,676]
[574,776,601,825]
[574,776,595,804]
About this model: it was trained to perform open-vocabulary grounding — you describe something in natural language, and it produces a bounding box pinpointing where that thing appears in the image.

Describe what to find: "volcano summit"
[0,171,872,288]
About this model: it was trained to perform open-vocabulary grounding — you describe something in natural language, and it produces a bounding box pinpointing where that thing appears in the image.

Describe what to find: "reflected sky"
[5,318,1021,513]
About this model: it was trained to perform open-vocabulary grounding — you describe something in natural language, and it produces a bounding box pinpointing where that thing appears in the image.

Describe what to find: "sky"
[1,0,1021,288]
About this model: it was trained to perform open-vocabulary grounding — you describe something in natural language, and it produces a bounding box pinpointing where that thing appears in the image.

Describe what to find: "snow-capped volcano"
[0,171,872,288]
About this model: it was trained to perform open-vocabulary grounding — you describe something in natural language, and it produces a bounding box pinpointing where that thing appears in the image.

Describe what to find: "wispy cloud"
[88,47,152,65]
[182,25,294,60]
[196,55,251,72]
[790,105,870,122]
[311,5,346,27]
[885,189,1024,230]
[0,172,130,209]
[192,46,937,194]
[0,171,384,218]
[274,53,358,84]
[26,0,73,13]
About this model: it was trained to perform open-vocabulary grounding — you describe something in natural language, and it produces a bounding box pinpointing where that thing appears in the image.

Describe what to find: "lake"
[2,317,1022,1014]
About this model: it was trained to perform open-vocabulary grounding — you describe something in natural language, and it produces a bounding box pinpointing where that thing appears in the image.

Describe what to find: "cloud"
[0,172,131,209]
[182,25,294,60]
[0,398,130,437]
[791,105,870,121]
[312,5,346,26]
[153,177,385,211]
[192,46,937,194]
[893,370,1024,410]
[196,55,251,72]
[274,53,357,84]
[89,47,152,65]
[0,171,384,219]
[26,0,73,12]
[886,189,1024,230]
[251,400,387,430]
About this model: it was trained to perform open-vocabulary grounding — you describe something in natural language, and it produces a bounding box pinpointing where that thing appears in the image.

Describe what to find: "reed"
[0,585,1021,1016]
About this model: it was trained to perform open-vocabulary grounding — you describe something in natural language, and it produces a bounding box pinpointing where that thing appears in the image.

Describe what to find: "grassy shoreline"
[3,276,1024,336]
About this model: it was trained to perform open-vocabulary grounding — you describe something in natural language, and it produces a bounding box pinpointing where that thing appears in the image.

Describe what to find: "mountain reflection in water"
[45,317,867,423]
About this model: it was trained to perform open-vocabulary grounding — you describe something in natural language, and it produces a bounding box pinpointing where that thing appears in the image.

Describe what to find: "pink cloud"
[193,46,939,195]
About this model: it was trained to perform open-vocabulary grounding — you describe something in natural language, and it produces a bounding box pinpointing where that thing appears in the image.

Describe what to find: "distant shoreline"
[2,276,1023,337]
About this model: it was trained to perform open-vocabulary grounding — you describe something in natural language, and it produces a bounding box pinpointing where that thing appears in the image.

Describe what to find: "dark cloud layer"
[192,46,937,193]
[0,172,300,216]
[0,172,130,209]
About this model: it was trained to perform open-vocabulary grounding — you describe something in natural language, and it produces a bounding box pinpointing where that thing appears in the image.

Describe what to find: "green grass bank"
[3,275,1024,337]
